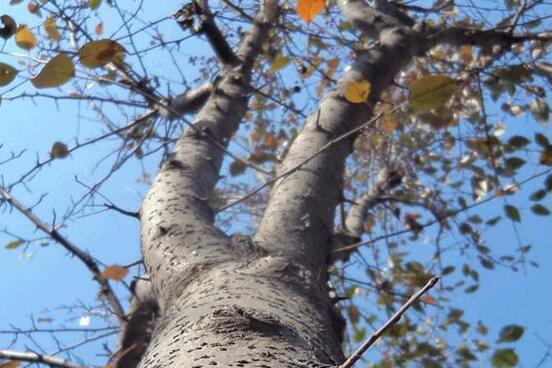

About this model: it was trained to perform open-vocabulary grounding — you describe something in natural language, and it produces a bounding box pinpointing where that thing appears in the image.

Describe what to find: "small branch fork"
[339,276,440,368]
[0,187,126,324]
[0,349,87,368]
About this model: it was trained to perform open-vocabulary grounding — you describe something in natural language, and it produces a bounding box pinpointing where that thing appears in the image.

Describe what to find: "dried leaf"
[5,239,24,250]
[101,265,128,280]
[89,0,101,9]
[43,17,60,41]
[0,361,21,368]
[296,0,324,22]
[270,55,290,72]
[79,39,125,68]
[31,54,74,89]
[0,62,18,86]
[0,15,17,39]
[15,25,36,50]
[343,80,371,103]
[50,141,69,158]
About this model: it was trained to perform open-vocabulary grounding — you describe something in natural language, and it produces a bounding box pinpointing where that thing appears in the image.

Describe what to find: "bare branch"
[0,187,126,324]
[339,276,440,368]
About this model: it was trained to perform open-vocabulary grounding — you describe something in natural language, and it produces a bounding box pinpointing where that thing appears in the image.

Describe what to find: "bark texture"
[133,1,532,367]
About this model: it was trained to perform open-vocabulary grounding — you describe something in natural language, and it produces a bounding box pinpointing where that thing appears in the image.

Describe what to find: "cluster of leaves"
[1,0,551,368]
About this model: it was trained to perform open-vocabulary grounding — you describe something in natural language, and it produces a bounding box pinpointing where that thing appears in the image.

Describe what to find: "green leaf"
[88,0,101,9]
[535,133,549,147]
[31,54,74,89]
[5,239,23,250]
[503,205,521,222]
[504,157,525,170]
[270,55,291,72]
[497,325,524,343]
[409,74,461,110]
[491,349,518,367]
[529,189,547,201]
[531,204,550,216]
[0,62,18,86]
[507,135,530,148]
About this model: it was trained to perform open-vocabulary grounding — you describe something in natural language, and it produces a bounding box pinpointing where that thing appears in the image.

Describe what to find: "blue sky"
[1,1,551,367]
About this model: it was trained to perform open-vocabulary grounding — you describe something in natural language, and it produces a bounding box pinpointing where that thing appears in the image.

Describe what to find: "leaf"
[0,361,21,368]
[409,74,461,110]
[529,189,547,201]
[89,0,101,9]
[296,0,325,22]
[507,135,530,148]
[497,325,524,343]
[531,204,550,216]
[229,160,247,176]
[504,157,525,170]
[0,15,17,39]
[101,265,128,280]
[50,141,69,158]
[27,2,41,17]
[503,205,521,222]
[5,239,23,250]
[270,55,290,72]
[420,295,436,304]
[491,349,518,367]
[534,133,549,147]
[43,17,60,41]
[529,97,549,123]
[0,62,18,86]
[79,39,125,68]
[31,54,74,89]
[15,25,36,50]
[343,80,371,103]
[95,22,104,35]
[539,146,552,166]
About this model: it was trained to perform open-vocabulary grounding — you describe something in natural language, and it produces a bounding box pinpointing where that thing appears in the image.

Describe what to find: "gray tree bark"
[132,1,532,367]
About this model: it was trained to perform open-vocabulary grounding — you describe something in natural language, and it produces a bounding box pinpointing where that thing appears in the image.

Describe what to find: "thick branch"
[0,187,126,323]
[194,0,238,65]
[0,350,87,368]
[140,0,279,309]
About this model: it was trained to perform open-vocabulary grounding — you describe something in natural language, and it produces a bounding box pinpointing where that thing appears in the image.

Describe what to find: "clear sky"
[1,1,551,367]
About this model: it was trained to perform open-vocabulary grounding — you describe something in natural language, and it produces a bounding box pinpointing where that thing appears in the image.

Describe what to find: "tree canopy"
[1,1,551,367]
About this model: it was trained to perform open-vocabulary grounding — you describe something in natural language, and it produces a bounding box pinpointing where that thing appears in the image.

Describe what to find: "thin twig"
[339,276,440,368]
[0,187,126,324]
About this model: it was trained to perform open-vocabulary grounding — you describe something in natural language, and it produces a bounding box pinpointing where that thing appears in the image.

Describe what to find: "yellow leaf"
[382,119,397,132]
[0,361,21,368]
[5,239,23,250]
[43,17,60,41]
[79,39,125,68]
[0,62,18,86]
[31,54,74,89]
[409,74,461,110]
[89,0,102,9]
[270,55,290,72]
[101,265,128,281]
[15,25,37,50]
[344,80,371,103]
[50,141,69,158]
[296,0,325,22]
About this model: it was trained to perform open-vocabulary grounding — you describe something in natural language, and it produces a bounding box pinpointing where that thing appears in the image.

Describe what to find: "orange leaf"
[0,361,20,368]
[296,0,324,22]
[101,265,128,281]
[420,295,436,304]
